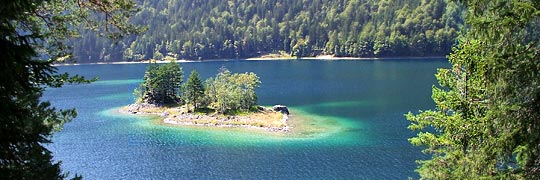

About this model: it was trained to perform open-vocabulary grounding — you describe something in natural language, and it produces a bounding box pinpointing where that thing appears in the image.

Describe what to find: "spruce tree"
[183,70,205,111]
[407,0,540,179]
[138,60,183,105]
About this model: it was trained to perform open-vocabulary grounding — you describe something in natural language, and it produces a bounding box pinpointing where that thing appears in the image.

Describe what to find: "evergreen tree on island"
[183,70,205,112]
[134,65,261,115]
[136,60,184,105]
[126,66,288,131]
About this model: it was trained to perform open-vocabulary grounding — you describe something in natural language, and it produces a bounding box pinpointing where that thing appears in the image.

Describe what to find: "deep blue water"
[45,58,448,179]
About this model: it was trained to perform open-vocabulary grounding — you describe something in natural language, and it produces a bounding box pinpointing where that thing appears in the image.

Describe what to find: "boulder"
[161,112,169,117]
[273,105,289,115]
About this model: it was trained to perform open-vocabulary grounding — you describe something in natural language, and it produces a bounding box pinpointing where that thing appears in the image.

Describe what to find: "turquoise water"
[45,58,447,179]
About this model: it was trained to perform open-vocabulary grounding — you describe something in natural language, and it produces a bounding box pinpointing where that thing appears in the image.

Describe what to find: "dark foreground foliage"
[0,0,141,178]
[407,0,540,179]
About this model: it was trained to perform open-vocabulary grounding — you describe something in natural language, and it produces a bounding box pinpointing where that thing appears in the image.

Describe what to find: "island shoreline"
[119,103,291,133]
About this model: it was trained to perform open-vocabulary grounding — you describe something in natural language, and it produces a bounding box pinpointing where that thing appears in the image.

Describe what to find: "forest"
[72,0,464,62]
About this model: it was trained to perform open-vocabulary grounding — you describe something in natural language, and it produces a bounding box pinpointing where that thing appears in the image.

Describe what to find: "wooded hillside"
[73,0,464,62]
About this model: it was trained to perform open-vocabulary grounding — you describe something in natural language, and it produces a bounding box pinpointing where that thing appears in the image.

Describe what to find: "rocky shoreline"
[119,103,291,132]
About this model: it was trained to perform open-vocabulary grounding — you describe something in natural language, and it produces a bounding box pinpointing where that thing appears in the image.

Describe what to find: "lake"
[45,58,448,179]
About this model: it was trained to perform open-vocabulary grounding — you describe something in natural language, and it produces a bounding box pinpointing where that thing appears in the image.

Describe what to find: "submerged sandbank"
[104,102,365,144]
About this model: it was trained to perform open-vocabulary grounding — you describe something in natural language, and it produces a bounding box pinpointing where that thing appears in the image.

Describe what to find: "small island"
[120,60,291,132]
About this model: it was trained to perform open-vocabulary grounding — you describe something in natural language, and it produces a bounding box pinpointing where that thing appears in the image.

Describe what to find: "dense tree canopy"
[407,0,540,179]
[204,68,261,114]
[73,0,465,62]
[135,60,184,105]
[134,65,260,115]
[1,0,141,179]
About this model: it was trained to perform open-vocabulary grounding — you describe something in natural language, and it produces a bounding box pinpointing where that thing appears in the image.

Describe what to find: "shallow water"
[45,58,448,179]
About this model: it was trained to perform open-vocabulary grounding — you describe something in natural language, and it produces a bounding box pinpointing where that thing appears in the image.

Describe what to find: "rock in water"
[161,112,169,117]
[273,105,289,115]
[257,106,266,112]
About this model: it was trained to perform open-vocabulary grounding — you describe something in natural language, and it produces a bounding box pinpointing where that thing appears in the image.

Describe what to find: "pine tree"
[138,60,183,105]
[183,70,205,112]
